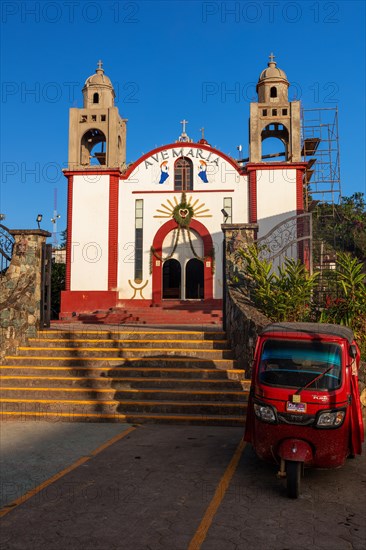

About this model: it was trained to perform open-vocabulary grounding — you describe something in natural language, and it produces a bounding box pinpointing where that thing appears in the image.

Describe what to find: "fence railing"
[256,213,313,273]
[0,224,14,275]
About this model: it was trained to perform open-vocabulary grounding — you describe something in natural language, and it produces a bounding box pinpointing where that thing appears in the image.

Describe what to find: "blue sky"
[1,0,365,240]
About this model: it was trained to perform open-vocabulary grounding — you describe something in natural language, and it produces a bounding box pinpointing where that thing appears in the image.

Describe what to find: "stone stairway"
[0,328,248,426]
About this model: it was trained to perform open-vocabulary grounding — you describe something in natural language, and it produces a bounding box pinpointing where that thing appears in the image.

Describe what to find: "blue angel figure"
[159,162,169,184]
[198,161,208,183]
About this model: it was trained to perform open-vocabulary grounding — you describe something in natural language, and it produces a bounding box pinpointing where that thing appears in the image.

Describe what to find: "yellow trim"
[1,398,246,407]
[0,365,243,378]
[0,377,248,386]
[0,411,245,421]
[38,330,225,336]
[5,356,234,363]
[0,426,136,518]
[0,387,244,395]
[28,339,228,344]
[18,347,229,353]
[188,440,247,549]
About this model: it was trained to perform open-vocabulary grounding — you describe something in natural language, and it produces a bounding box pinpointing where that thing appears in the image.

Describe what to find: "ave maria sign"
[144,147,220,169]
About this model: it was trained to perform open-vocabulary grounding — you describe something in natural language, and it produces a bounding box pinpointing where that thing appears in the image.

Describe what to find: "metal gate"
[40,243,52,328]
[256,213,313,273]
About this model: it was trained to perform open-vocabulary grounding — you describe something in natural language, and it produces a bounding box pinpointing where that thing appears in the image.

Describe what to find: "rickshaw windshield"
[258,339,342,391]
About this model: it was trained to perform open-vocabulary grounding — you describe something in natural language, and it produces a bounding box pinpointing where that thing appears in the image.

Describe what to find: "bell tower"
[68,61,127,169]
[249,54,301,162]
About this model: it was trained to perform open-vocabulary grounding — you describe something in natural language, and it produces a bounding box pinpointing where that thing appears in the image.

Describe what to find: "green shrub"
[236,245,319,322]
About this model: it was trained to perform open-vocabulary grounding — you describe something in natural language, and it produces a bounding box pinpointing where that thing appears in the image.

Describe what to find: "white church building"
[60,56,307,319]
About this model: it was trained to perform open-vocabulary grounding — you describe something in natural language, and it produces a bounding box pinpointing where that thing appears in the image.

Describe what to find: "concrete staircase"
[0,328,248,426]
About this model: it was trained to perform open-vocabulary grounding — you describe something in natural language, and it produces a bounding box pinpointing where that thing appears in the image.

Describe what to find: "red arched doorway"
[151,219,213,303]
[163,258,181,299]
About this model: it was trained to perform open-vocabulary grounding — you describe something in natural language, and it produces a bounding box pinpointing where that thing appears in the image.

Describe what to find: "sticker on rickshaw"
[292,394,302,403]
[287,401,307,413]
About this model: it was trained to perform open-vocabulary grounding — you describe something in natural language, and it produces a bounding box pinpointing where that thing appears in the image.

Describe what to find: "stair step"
[0,368,247,382]
[38,330,226,341]
[0,387,247,402]
[0,410,245,426]
[17,347,233,359]
[0,398,247,416]
[27,339,229,349]
[4,357,237,369]
[0,377,246,391]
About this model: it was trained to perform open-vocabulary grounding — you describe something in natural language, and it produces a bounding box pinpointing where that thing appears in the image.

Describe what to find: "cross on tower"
[269,52,276,63]
[97,60,103,71]
[180,119,188,134]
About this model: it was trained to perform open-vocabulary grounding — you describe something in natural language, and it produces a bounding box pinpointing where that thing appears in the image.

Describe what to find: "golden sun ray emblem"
[154,195,212,219]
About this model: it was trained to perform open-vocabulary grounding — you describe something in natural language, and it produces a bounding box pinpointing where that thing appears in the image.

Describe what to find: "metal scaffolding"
[301,107,341,211]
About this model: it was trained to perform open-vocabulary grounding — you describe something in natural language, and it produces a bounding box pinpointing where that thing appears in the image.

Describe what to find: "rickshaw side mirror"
[349,345,357,359]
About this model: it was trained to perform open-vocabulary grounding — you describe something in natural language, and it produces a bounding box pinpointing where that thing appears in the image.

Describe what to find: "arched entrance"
[185,259,204,299]
[152,219,214,303]
[163,259,181,299]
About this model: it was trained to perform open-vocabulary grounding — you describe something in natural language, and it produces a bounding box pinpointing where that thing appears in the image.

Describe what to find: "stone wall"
[0,230,50,362]
[222,222,270,378]
[226,286,271,377]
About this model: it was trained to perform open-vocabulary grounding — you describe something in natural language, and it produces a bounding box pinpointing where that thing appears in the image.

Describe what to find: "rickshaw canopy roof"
[260,323,355,344]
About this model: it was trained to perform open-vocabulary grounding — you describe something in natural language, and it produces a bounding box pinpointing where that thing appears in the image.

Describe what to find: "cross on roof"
[97,60,103,70]
[180,119,188,134]
[269,52,276,63]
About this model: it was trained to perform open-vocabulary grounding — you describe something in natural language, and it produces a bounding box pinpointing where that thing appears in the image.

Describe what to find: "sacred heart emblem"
[179,209,189,219]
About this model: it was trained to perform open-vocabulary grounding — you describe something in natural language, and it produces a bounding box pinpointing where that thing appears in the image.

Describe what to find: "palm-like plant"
[236,246,318,322]
[320,252,366,349]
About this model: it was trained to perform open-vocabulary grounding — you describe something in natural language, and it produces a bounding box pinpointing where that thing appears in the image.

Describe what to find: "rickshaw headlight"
[254,403,276,423]
[316,409,346,428]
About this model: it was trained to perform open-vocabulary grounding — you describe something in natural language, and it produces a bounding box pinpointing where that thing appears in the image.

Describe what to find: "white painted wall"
[117,145,248,300]
[256,168,297,238]
[71,174,110,290]
[69,150,300,299]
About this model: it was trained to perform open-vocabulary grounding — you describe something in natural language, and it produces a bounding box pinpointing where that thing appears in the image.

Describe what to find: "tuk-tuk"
[244,322,364,498]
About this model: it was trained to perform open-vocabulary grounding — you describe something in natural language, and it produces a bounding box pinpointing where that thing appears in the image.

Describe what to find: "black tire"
[286,460,301,499]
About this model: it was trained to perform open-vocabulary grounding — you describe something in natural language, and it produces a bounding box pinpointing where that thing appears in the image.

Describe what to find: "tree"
[313,193,366,263]
[58,229,67,249]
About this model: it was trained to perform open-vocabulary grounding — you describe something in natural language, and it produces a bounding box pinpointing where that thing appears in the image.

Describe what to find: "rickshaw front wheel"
[286,460,301,499]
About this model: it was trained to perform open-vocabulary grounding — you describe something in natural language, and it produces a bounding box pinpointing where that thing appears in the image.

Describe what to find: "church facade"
[60,57,307,317]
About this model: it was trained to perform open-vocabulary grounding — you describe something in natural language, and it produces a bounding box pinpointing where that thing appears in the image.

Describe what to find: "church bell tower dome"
[249,53,301,162]
[256,53,289,103]
[82,60,115,109]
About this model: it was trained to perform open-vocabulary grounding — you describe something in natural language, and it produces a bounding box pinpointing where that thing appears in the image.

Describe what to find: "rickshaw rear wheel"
[286,460,301,499]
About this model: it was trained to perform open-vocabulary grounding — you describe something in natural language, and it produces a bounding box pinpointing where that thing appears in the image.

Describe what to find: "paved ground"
[0,422,365,550]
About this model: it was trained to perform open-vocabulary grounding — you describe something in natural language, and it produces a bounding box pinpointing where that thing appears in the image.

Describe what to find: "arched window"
[270,86,277,98]
[93,92,99,104]
[80,129,106,166]
[174,157,193,191]
[261,123,289,161]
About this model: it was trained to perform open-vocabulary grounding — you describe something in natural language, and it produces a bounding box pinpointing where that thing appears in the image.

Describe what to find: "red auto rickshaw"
[244,322,364,498]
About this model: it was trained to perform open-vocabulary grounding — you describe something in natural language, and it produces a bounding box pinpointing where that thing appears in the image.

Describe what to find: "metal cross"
[269,52,276,63]
[180,119,188,134]
[97,60,103,70]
